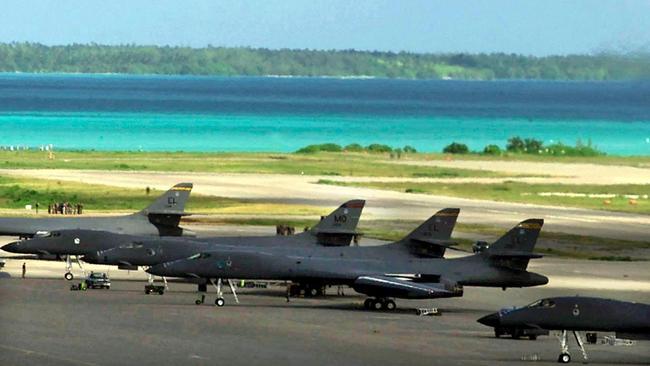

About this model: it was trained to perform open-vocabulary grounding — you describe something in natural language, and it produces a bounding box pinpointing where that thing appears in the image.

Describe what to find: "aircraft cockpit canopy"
[188,252,212,260]
[526,298,556,309]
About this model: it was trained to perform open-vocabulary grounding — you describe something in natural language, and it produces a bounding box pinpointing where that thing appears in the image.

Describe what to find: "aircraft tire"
[158,289,164,295]
[384,300,396,311]
[558,353,571,363]
[215,298,225,307]
[529,335,537,340]
[363,299,372,309]
[372,299,383,311]
[309,287,319,297]
[64,272,74,281]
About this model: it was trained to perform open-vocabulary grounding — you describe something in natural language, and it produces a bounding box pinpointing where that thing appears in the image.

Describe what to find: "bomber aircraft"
[146,215,548,310]
[0,182,194,279]
[477,296,650,363]
[2,199,368,292]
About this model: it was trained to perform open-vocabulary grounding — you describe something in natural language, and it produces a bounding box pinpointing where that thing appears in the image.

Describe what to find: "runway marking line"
[0,344,99,366]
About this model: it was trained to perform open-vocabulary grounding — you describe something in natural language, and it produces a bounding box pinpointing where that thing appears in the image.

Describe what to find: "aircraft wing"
[352,275,460,299]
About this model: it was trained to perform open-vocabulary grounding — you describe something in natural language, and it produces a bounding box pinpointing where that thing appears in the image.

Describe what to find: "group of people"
[48,202,84,215]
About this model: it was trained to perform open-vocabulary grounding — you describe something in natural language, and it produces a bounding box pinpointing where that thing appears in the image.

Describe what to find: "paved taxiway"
[1,279,649,366]
[1,223,649,366]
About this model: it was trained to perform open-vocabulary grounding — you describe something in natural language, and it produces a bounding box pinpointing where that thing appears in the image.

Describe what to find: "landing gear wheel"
[494,328,503,338]
[158,289,164,295]
[64,272,74,281]
[195,294,205,305]
[558,353,571,363]
[529,335,537,340]
[372,299,383,311]
[363,299,372,309]
[215,298,225,307]
[308,287,319,297]
[384,299,396,311]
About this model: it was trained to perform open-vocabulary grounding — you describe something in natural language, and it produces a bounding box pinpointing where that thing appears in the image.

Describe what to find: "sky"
[1,0,649,56]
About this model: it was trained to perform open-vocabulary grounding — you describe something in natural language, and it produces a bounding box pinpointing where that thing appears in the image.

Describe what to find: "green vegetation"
[0,150,507,178]
[503,136,604,157]
[317,180,650,214]
[0,175,241,212]
[443,142,470,154]
[1,43,649,80]
[482,144,502,155]
[295,143,343,154]
[295,143,413,155]
[435,136,605,157]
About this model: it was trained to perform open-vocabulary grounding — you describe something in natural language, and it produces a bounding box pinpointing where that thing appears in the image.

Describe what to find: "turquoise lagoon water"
[0,74,648,155]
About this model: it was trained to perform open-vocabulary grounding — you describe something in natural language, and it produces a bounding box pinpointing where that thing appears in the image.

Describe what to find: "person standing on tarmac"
[285,282,291,302]
[21,262,26,279]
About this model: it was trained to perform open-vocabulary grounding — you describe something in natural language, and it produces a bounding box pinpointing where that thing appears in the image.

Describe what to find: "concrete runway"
[3,169,650,241]
[0,279,649,366]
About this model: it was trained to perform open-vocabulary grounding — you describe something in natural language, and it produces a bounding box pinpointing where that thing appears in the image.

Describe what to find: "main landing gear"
[194,278,239,307]
[363,298,397,311]
[556,330,588,363]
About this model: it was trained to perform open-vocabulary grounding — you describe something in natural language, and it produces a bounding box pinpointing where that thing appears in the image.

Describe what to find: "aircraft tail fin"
[400,208,460,257]
[139,183,193,216]
[485,219,544,270]
[310,200,365,246]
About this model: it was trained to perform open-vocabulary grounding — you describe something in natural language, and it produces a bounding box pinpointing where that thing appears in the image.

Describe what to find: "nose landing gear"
[194,278,239,307]
[556,330,588,363]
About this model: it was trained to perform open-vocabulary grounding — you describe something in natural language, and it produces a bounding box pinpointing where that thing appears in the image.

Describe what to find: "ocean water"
[0,73,649,155]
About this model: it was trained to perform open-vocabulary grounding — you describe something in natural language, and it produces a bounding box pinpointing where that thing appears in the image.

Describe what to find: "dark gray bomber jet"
[0,182,193,279]
[147,216,548,310]
[478,296,650,363]
[2,199,367,289]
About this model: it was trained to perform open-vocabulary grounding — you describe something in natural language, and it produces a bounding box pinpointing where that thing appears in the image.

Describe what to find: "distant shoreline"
[1,43,649,81]
[1,71,647,83]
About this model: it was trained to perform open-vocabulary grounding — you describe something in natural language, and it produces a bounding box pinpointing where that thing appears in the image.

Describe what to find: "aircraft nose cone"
[477,312,500,328]
[2,241,20,253]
